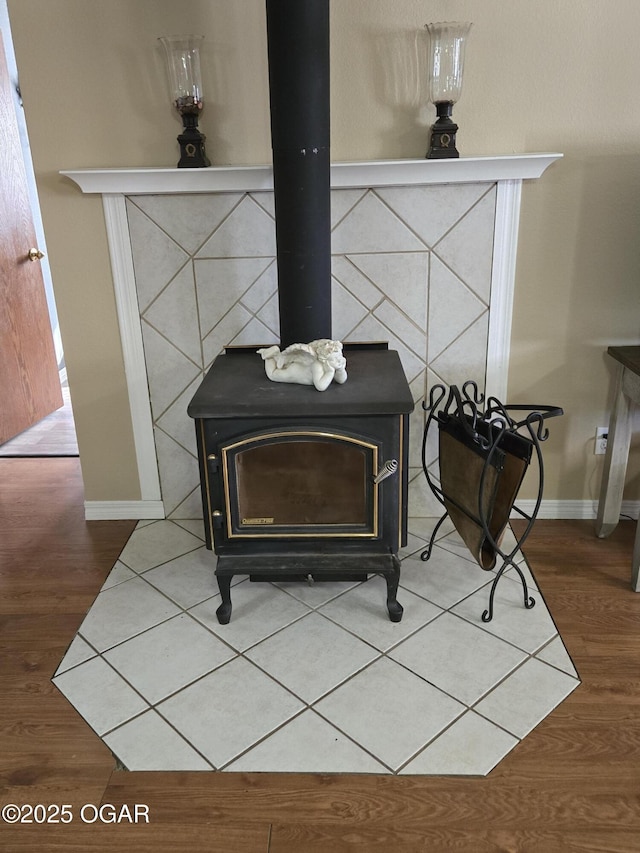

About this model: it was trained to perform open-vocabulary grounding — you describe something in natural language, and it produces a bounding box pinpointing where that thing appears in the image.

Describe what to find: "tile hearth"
[53,516,579,775]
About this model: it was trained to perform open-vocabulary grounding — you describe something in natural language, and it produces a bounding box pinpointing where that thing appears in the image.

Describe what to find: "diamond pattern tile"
[54,635,96,675]
[245,612,379,703]
[195,257,272,337]
[140,324,201,421]
[131,192,242,256]
[331,188,367,227]
[53,657,149,736]
[103,613,235,703]
[76,575,181,652]
[331,280,370,341]
[239,260,278,314]
[103,710,212,771]
[201,302,254,369]
[155,377,202,456]
[434,188,496,304]
[388,612,527,705]
[450,573,559,654]
[429,314,489,390]
[473,657,579,739]
[226,709,388,774]
[318,575,442,652]
[535,635,578,676]
[332,191,426,254]
[157,657,305,768]
[168,485,204,522]
[189,579,311,653]
[331,254,382,307]
[152,429,200,519]
[143,264,201,364]
[100,561,136,591]
[349,251,429,330]
[373,298,426,361]
[127,202,190,312]
[400,710,518,776]
[53,519,580,774]
[142,546,227,609]
[117,519,203,573]
[313,656,465,771]
[349,314,426,383]
[376,183,490,247]
[125,184,498,521]
[232,317,278,348]
[399,545,493,609]
[428,256,486,362]
[196,196,276,258]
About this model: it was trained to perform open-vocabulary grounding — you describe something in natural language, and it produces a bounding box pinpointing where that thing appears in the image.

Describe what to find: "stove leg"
[215,575,232,624]
[385,558,403,622]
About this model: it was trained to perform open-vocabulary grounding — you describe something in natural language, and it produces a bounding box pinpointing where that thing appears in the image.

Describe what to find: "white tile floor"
[53,517,580,775]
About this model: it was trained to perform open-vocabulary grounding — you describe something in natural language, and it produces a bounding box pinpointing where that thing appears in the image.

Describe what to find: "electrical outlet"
[595,427,608,455]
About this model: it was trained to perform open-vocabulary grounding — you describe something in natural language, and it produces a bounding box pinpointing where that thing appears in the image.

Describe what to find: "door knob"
[28,248,45,262]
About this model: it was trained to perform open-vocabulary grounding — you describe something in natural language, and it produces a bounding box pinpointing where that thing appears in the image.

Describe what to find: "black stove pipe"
[265,0,332,348]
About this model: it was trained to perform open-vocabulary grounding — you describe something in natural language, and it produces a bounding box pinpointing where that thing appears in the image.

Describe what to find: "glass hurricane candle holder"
[425,22,472,159]
[159,35,211,168]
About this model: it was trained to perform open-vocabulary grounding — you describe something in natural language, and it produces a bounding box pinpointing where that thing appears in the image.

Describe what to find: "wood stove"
[188,0,414,623]
[188,345,413,623]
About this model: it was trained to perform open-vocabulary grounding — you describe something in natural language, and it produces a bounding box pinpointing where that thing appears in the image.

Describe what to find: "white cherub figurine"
[257,339,348,391]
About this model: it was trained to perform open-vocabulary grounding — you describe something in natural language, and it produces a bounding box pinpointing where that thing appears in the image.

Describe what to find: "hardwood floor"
[0,385,78,457]
[1,457,639,852]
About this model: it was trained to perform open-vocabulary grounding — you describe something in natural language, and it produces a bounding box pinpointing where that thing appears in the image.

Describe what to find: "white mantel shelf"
[61,154,562,195]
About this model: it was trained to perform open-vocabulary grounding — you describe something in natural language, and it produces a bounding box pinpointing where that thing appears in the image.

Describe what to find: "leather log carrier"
[421,382,563,621]
[437,410,533,570]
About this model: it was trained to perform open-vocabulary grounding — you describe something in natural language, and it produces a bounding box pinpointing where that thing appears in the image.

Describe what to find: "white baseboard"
[514,499,640,521]
[83,498,640,524]
[84,500,165,520]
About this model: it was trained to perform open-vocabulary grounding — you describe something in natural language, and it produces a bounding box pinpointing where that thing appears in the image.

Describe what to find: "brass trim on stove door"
[397,413,405,553]
[221,430,379,539]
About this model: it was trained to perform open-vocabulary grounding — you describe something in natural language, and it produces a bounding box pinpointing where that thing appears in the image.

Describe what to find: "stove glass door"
[223,432,378,537]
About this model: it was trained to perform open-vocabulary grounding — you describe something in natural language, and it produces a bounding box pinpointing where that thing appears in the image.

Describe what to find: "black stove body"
[188,346,413,624]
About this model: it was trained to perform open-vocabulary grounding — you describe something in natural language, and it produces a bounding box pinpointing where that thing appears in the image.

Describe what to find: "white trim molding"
[485,179,522,401]
[84,500,165,521]
[61,154,562,195]
[83,500,632,523]
[515,499,640,520]
[102,194,162,504]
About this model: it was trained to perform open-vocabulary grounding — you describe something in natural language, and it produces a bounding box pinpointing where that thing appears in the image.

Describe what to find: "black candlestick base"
[177,126,211,168]
[426,101,460,159]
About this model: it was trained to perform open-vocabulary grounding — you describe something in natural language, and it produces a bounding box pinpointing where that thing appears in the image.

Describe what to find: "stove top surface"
[188,346,414,419]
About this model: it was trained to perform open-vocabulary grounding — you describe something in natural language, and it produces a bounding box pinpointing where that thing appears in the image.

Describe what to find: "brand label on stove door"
[242,517,275,525]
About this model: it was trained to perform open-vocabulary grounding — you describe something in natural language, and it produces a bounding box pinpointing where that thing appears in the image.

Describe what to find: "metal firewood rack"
[420,382,563,622]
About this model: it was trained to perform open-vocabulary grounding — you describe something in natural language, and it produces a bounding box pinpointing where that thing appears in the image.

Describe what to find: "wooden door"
[0,37,62,444]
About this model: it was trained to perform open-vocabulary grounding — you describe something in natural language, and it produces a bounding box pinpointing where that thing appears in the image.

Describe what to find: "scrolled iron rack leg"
[479,405,554,621]
[481,555,535,623]
[420,511,449,562]
[474,413,544,623]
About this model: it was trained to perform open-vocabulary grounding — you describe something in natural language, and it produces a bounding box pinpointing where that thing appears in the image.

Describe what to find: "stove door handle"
[374,459,398,484]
